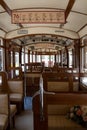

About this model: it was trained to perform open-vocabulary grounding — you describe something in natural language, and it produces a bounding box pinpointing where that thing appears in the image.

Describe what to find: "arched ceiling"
[0,0,87,51]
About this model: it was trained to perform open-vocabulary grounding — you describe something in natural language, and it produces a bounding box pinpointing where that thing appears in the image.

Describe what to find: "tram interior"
[0,0,87,130]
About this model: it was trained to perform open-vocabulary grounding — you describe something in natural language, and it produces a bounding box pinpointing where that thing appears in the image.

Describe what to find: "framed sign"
[12,10,65,24]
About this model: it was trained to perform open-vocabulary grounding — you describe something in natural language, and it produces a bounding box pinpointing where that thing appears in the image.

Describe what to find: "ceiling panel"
[64,12,87,32]
[72,0,87,14]
[4,0,69,10]
[0,12,18,31]
[0,5,5,12]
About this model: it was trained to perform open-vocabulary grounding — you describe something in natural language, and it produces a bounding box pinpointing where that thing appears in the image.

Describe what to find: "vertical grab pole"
[39,75,44,121]
[39,76,55,121]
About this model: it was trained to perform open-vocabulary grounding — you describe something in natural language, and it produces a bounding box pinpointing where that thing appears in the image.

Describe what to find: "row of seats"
[0,71,24,129]
[43,72,87,130]
[33,72,87,130]
[8,80,24,113]
[0,93,17,130]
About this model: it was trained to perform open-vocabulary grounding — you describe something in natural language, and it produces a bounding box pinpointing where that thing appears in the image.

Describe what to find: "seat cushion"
[10,104,17,117]
[0,114,8,130]
[8,80,23,94]
[48,105,71,115]
[48,115,85,130]
[0,94,8,115]
[10,93,23,102]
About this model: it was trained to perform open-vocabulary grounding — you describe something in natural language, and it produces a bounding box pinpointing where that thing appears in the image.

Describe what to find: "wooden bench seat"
[33,72,87,130]
[24,62,44,72]
[42,72,79,92]
[8,80,24,113]
[33,93,87,130]
[0,71,18,129]
[25,72,41,96]
[0,94,17,130]
[48,115,85,130]
[0,93,9,130]
[10,104,17,128]
[0,114,8,130]
[48,105,86,130]
[47,81,79,92]
[10,104,17,117]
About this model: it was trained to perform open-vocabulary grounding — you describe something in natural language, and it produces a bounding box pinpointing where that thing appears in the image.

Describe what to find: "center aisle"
[11,110,34,130]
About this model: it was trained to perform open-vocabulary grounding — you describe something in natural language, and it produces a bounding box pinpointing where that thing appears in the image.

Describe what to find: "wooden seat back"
[0,93,9,115]
[0,71,9,93]
[25,62,44,72]
[8,80,23,95]
[0,93,9,130]
[42,72,79,92]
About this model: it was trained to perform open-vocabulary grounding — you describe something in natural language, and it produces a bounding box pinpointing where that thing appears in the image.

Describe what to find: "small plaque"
[12,10,65,24]
[17,29,28,34]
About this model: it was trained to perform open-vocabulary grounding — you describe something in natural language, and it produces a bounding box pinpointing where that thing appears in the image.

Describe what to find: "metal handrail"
[33,75,55,121]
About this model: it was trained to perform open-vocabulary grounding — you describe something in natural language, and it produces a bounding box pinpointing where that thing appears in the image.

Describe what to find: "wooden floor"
[11,110,34,130]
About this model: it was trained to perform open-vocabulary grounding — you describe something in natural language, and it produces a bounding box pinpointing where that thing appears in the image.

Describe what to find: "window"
[80,37,87,72]
[0,38,5,71]
[15,52,19,67]
[21,47,28,71]
[69,49,72,68]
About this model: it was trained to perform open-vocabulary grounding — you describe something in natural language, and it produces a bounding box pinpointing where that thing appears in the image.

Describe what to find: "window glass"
[0,38,4,70]
[69,49,72,68]
[15,52,19,67]
[21,48,28,71]
[81,37,87,72]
